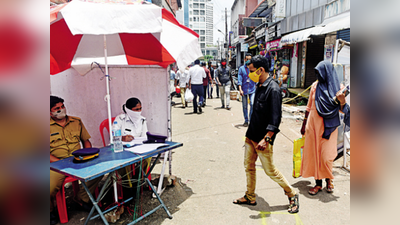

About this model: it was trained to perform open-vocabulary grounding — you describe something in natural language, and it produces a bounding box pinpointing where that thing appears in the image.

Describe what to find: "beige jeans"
[244,138,297,201]
[180,87,186,106]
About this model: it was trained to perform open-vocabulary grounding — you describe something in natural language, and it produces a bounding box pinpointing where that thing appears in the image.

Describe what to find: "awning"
[280,27,324,45]
[318,12,350,35]
[280,11,350,45]
[249,0,269,18]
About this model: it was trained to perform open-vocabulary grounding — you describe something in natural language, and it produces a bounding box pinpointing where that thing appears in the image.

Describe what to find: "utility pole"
[225,7,228,60]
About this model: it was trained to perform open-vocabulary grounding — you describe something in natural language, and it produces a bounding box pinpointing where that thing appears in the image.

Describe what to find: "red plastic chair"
[99,117,116,147]
[56,177,80,224]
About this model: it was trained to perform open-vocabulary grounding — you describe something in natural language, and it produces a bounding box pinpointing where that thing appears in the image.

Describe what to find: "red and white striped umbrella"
[51,0,202,204]
[50,0,202,75]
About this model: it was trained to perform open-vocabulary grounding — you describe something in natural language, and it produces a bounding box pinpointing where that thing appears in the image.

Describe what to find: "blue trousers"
[191,84,204,112]
[242,92,255,123]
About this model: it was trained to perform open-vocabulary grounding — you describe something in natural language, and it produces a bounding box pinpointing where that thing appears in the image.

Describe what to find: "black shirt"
[245,76,282,145]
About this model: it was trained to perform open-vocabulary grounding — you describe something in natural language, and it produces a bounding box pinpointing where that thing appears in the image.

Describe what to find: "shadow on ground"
[292,180,340,203]
[58,176,193,224]
[231,194,289,219]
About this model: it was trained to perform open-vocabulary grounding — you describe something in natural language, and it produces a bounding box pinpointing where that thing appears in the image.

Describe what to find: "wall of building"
[231,0,246,40]
[281,0,328,34]
[245,0,259,17]
[182,0,213,56]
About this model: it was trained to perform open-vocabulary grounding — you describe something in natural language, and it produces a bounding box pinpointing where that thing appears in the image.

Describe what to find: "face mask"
[125,107,142,123]
[249,68,261,83]
[51,108,67,119]
[245,60,250,65]
[221,62,226,66]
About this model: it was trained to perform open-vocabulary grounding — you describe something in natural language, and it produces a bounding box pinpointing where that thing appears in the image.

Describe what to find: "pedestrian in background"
[201,62,213,107]
[215,58,233,110]
[169,66,176,94]
[238,53,256,127]
[187,60,206,114]
[207,61,215,99]
[233,55,299,214]
[300,60,350,195]
[214,63,220,98]
[175,67,189,108]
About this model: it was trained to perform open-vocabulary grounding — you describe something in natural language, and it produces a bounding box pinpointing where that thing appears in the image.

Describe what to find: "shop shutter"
[337,29,350,42]
[304,36,325,88]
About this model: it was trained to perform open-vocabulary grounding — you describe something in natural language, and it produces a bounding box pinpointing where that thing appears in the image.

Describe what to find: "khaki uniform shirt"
[50,116,91,159]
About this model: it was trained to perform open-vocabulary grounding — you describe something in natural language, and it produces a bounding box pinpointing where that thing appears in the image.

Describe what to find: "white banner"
[275,0,286,18]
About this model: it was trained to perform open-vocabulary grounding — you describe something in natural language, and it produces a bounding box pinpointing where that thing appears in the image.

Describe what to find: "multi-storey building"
[181,0,214,56]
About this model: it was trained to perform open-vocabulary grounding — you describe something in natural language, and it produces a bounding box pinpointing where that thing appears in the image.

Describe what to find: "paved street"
[155,95,350,225]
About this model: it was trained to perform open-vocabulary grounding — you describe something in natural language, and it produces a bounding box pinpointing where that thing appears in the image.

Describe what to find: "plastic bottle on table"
[112,121,123,152]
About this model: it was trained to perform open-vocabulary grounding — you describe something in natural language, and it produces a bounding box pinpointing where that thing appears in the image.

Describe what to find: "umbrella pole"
[104,34,119,203]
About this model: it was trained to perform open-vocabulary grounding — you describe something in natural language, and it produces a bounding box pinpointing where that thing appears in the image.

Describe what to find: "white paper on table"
[124,143,169,154]
[122,137,147,146]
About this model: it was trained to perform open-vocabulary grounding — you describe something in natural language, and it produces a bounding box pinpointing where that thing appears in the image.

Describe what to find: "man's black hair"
[50,95,64,110]
[123,97,141,113]
[221,58,227,62]
[201,62,206,66]
[250,55,269,71]
[194,59,200,65]
[245,53,252,57]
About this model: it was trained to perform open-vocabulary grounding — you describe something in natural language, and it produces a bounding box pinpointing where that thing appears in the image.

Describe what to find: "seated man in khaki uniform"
[50,95,102,225]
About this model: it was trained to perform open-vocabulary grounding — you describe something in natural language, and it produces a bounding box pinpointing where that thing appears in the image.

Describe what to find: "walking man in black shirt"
[232,55,299,214]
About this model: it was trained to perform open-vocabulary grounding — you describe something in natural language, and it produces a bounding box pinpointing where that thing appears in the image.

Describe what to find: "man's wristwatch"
[264,136,271,143]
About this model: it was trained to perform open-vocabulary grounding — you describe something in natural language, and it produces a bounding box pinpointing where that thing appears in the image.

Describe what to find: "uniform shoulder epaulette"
[68,116,82,121]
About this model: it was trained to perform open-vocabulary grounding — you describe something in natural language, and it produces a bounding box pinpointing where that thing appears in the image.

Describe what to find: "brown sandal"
[308,185,323,195]
[288,194,299,214]
[233,195,257,206]
[326,179,334,193]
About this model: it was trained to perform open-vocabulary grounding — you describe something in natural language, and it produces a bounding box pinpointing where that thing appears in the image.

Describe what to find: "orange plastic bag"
[293,136,305,178]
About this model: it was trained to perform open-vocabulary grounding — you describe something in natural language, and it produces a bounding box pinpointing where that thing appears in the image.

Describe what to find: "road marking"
[259,212,304,225]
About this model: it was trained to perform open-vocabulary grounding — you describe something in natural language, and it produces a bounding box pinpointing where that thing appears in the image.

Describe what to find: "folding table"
[50,141,182,225]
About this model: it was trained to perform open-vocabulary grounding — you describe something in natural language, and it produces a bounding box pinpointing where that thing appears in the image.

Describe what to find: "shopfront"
[266,38,293,88]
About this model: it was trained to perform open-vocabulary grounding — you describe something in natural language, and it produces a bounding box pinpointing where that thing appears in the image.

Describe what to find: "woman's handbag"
[293,136,305,178]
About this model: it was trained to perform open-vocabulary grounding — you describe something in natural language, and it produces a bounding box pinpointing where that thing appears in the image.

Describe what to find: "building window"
[193,10,199,15]
[200,3,205,9]
[200,10,205,15]
[199,17,205,22]
[200,37,205,42]
[190,25,193,28]
[190,11,192,15]
[200,30,205,35]
[201,43,206,48]
[189,4,192,8]
[190,17,193,22]
[194,30,199,34]
[199,0,205,2]
[193,3,199,8]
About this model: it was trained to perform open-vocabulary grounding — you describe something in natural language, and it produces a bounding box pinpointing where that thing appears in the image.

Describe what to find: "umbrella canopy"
[50,0,202,75]
[50,0,202,203]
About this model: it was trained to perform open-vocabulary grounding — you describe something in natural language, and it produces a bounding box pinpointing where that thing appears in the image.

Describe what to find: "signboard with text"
[266,38,282,51]
[275,0,286,18]
[241,43,249,52]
